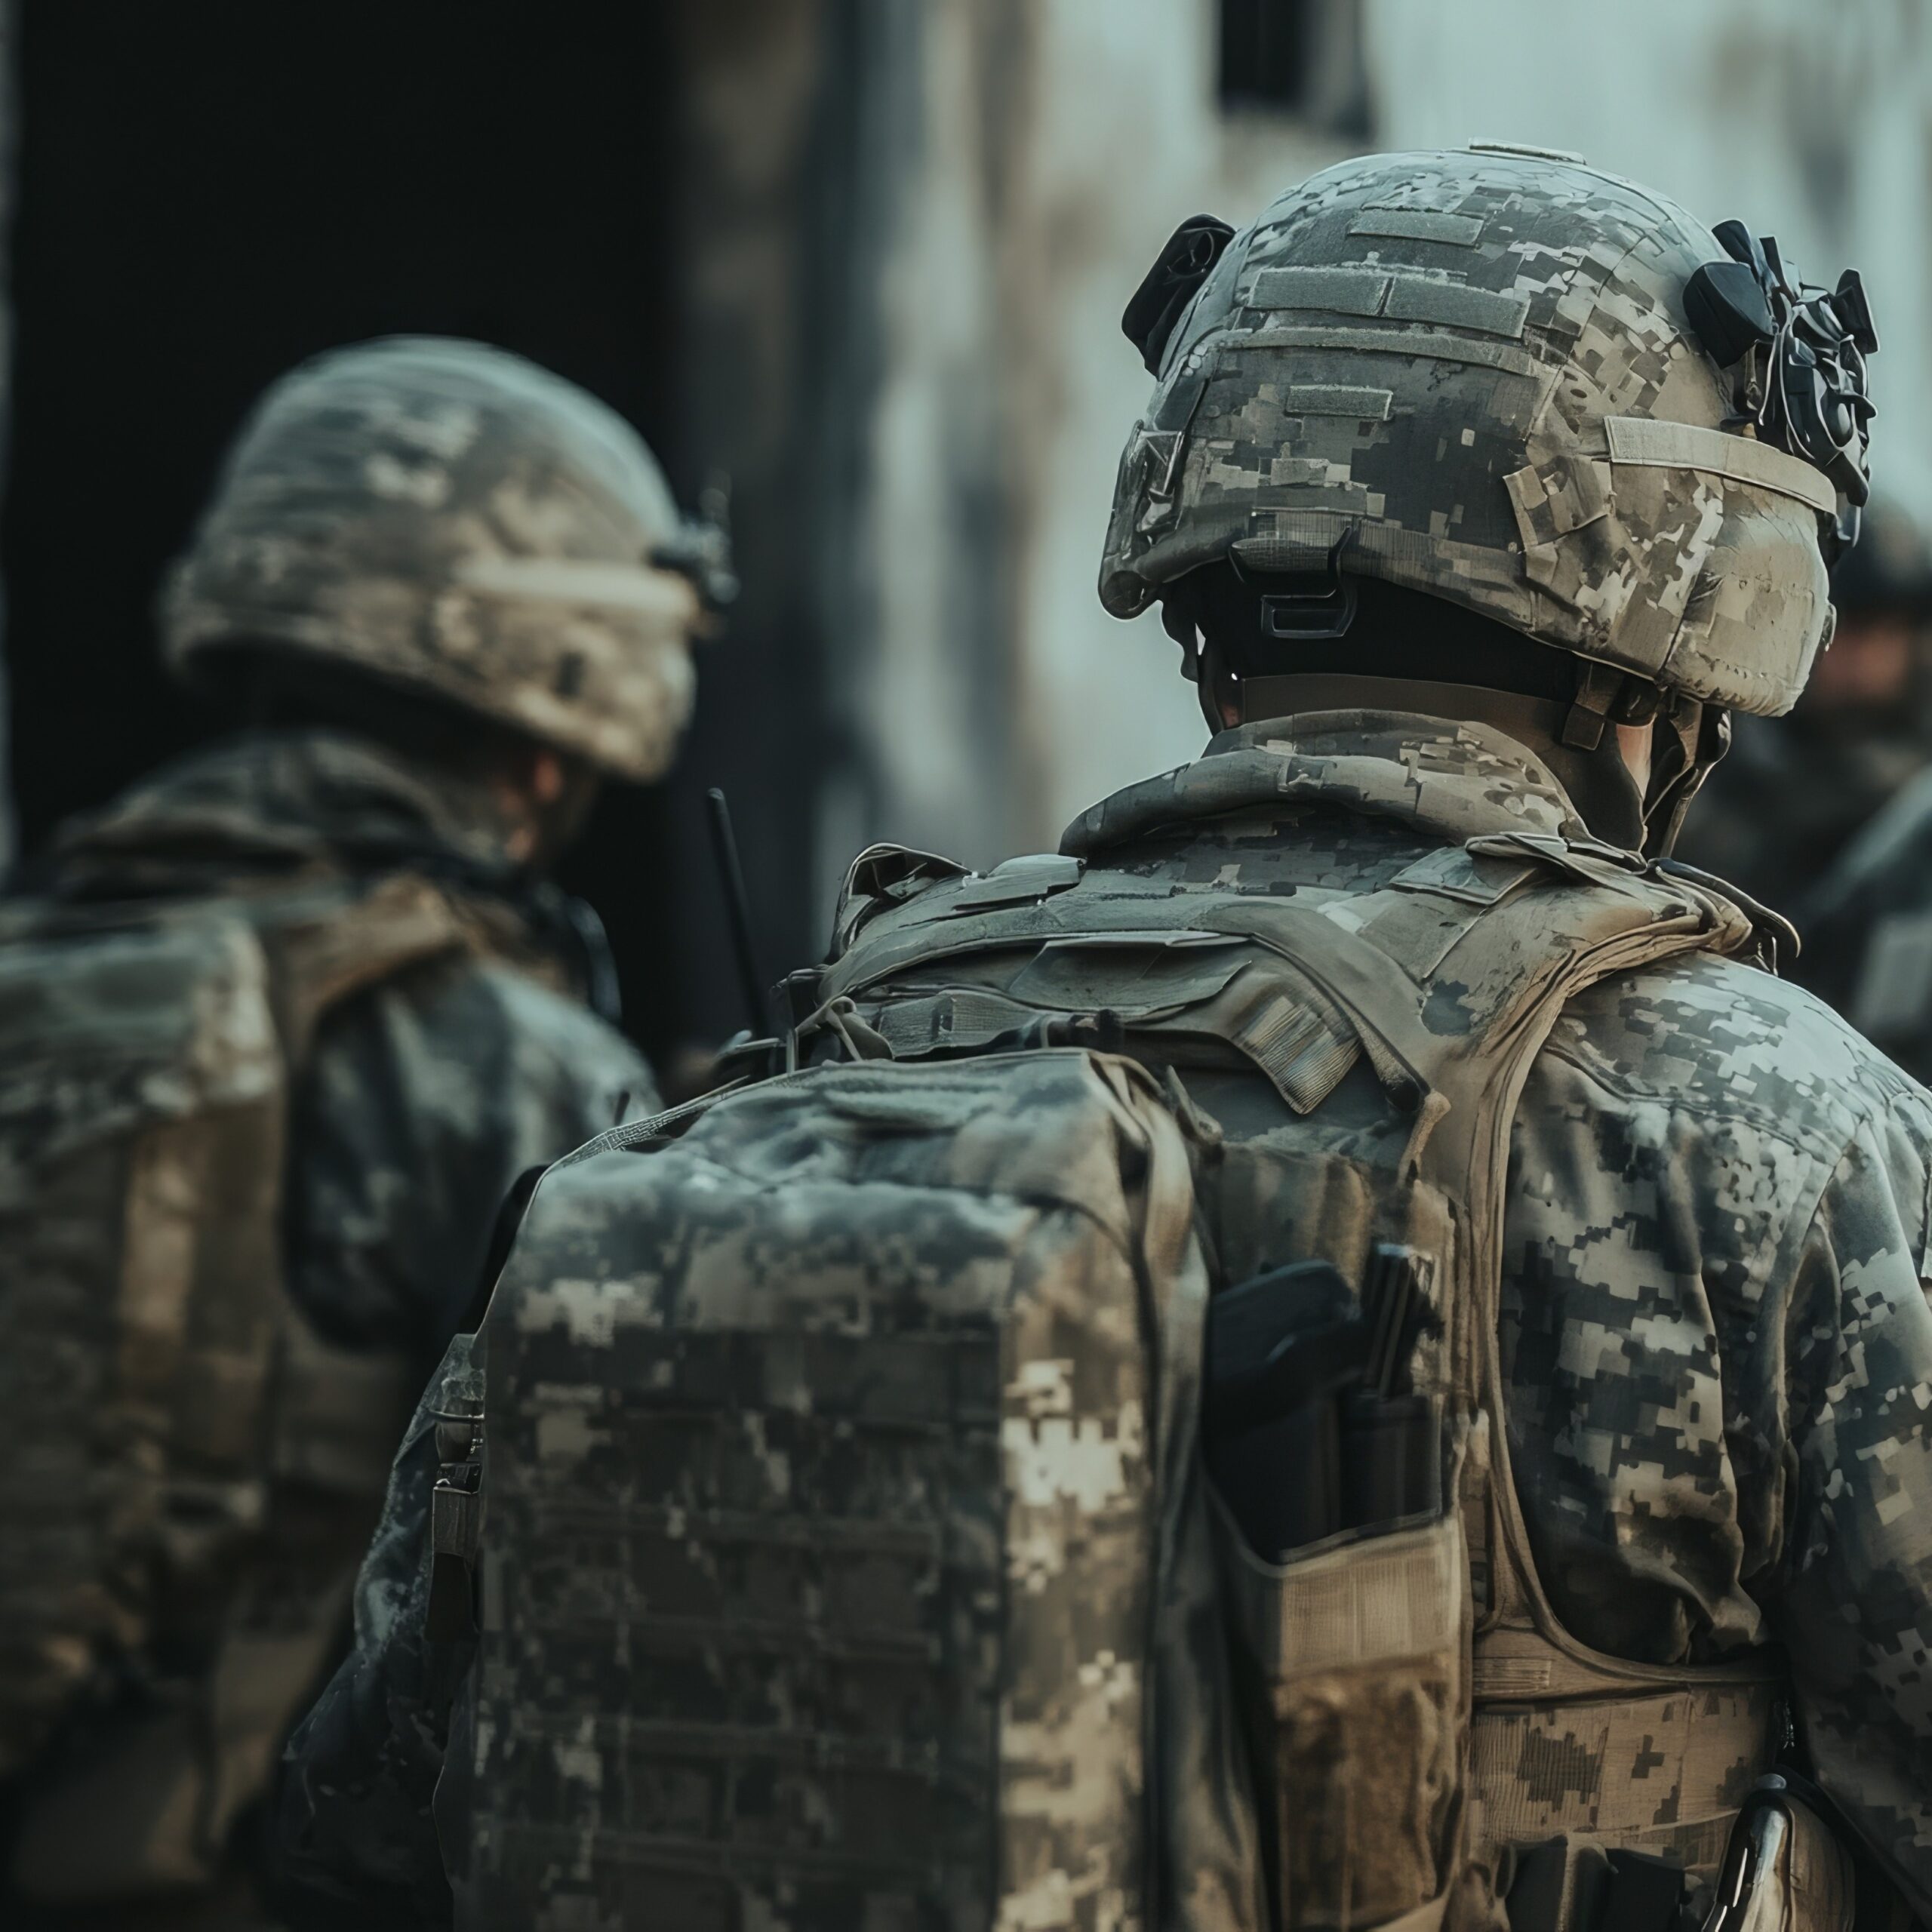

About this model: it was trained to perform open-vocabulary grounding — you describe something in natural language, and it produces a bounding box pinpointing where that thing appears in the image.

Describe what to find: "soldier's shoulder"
[318,946,650,1113]
[1546,946,1932,1157]
[411,949,644,1072]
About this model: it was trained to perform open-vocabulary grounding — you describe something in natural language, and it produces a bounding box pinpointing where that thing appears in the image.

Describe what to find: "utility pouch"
[1215,1500,1468,1932]
[1507,1838,1689,1932]
[1203,1247,1438,1561]
[1206,1242,1457,1932]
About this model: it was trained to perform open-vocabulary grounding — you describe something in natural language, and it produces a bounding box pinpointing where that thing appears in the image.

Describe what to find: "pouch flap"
[1221,1509,1463,1684]
[1009,934,1248,1011]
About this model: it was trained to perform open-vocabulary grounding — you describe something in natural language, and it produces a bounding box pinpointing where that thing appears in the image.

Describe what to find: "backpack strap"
[252,869,480,1057]
[197,872,484,1839]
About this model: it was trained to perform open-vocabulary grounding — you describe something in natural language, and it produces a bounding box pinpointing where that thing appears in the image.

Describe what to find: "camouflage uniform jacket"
[287,713,1932,1927]
[27,727,656,1367]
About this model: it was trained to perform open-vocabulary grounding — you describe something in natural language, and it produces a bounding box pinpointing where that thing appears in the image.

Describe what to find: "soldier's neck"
[1234,672,1649,851]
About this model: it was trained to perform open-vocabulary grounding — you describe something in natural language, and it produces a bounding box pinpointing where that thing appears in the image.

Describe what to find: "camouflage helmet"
[1100,146,1877,718]
[162,336,734,781]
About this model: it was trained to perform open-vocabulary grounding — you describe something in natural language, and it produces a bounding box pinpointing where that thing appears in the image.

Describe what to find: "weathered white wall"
[991,3,1347,850]
[832,0,1349,882]
[832,0,1931,877]
[1368,0,1932,515]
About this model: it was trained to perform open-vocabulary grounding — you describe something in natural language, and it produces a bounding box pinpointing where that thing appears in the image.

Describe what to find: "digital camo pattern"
[1100,149,1835,715]
[41,728,656,1361]
[162,337,715,781]
[826,712,1932,1921]
[285,709,1932,1926]
[1506,943,1932,1916]
[833,712,1774,1928]
[0,728,651,1920]
[453,1052,1201,1932]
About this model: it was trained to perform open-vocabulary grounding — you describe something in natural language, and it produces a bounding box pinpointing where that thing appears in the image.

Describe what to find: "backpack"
[0,872,472,1900]
[448,1049,1262,1931]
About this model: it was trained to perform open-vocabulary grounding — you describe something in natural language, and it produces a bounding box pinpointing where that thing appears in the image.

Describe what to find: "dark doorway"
[3,1,801,1066]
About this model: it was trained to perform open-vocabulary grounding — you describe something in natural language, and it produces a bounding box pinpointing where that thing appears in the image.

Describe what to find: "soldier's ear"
[1122,215,1235,375]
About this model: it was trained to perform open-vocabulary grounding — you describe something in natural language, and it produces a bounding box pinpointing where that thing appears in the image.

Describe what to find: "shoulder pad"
[833,843,972,953]
[945,853,1084,913]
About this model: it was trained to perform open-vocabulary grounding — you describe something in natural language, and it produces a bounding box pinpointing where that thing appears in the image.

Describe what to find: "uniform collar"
[43,728,523,891]
[1060,708,1596,857]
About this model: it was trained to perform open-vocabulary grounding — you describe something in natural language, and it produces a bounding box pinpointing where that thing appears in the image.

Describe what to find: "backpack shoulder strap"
[1268,841,1783,1917]
[245,870,479,1062]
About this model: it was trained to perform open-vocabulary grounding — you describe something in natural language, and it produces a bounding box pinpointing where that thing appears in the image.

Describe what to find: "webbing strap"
[1260,849,1769,1927]
[260,871,473,1058]
[1470,1681,1782,1879]
[1603,416,1837,516]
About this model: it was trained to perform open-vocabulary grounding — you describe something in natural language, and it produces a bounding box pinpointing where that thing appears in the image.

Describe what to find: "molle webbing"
[1471,1681,1783,1878]
[461,1052,1262,1932]
[1264,836,1779,1907]
[1202,832,1780,1899]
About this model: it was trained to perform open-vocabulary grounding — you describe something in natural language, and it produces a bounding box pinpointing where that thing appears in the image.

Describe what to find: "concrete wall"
[826,0,1349,879]
[817,0,1931,884]
[1370,0,1932,517]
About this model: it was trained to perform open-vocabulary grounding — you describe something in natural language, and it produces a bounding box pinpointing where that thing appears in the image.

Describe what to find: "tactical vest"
[806,804,1797,1932]
[0,869,496,1906]
[451,799,1828,1932]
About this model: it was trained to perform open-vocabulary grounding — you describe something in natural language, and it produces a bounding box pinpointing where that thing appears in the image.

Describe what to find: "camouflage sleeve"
[273,1335,477,1930]
[285,952,657,1366]
[1771,1093,1932,1921]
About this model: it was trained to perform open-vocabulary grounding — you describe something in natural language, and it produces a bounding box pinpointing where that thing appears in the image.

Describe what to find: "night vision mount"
[1121,214,1235,375]
[1684,221,1878,558]
[650,475,740,614]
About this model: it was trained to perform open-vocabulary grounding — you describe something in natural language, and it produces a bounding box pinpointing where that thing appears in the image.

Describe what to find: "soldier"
[0,337,728,1927]
[1794,710,1932,1084]
[287,153,1932,1932]
[1677,493,1932,912]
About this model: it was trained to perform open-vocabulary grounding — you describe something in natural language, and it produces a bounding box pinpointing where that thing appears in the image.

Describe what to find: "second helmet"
[162,336,734,781]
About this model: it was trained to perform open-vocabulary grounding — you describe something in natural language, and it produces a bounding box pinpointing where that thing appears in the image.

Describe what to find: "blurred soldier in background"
[0,337,728,1928]
[1793,703,1932,1084]
[278,154,1932,1932]
[1678,493,1932,912]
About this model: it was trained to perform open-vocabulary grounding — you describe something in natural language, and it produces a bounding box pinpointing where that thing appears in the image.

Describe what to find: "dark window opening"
[1218,0,1371,138]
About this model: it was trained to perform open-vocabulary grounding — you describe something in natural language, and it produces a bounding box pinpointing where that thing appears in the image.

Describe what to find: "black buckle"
[1248,535,1360,643]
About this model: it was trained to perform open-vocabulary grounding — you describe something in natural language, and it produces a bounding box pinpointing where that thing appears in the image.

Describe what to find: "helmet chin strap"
[1641,696,1731,859]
